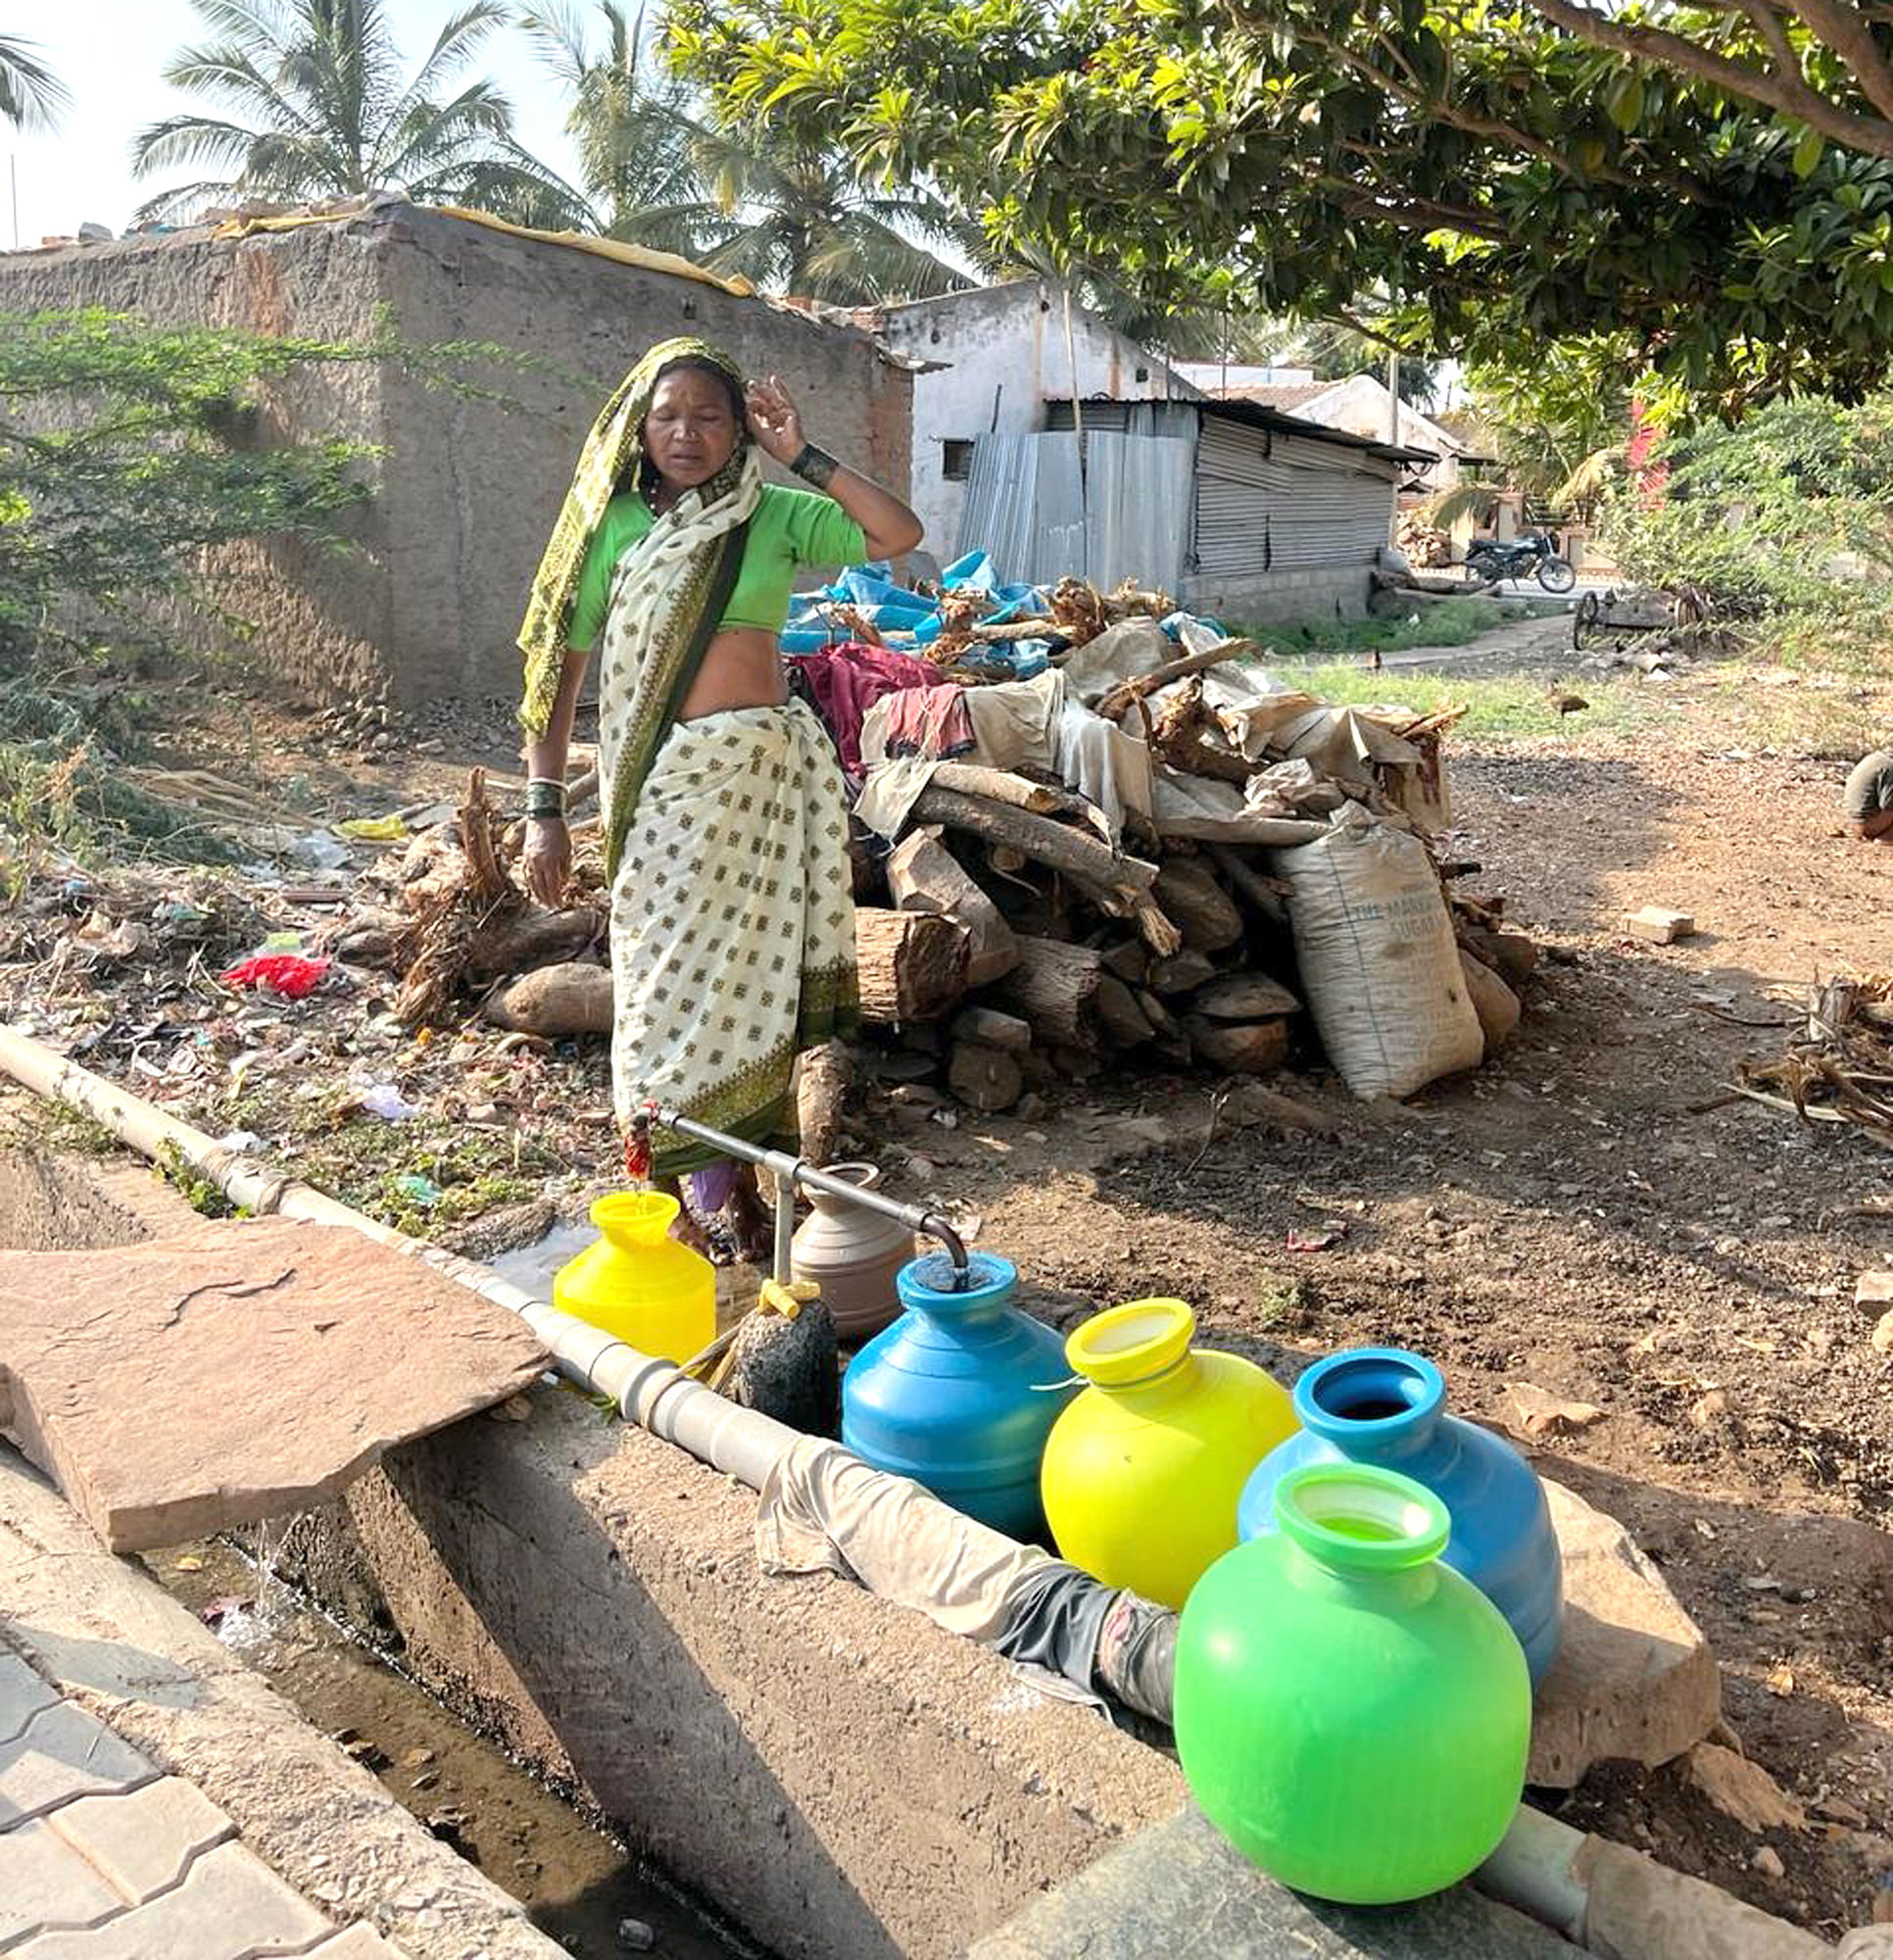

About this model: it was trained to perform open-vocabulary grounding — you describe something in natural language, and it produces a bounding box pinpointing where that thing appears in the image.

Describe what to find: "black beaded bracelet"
[790,441,839,490]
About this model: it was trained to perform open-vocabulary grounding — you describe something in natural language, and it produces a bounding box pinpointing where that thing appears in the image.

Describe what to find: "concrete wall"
[312,1397,1187,1960]
[1184,563,1372,625]
[0,206,913,707]
[1276,376,1460,491]
[878,282,1195,559]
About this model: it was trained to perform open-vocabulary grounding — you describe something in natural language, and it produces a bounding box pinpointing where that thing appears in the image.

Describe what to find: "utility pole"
[1386,346,1400,444]
[10,156,18,253]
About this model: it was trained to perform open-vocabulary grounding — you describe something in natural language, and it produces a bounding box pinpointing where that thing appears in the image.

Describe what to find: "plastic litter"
[360,1083,420,1121]
[290,830,351,871]
[218,954,331,999]
[393,1173,443,1206]
[334,813,409,842]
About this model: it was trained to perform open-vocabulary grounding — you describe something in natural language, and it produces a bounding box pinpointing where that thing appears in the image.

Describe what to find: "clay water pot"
[790,1162,915,1341]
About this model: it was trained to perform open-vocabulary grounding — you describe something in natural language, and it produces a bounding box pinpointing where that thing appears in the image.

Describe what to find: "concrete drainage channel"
[0,1134,1842,1960]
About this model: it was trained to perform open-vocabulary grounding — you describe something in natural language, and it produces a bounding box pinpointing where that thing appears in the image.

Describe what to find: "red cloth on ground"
[787,642,946,773]
[219,954,330,998]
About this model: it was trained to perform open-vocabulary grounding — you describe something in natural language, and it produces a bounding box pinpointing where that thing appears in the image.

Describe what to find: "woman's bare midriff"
[677,628,787,720]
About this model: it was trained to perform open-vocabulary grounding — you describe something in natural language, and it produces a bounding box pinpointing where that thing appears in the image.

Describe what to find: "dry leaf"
[1768,1663,1796,1697]
[172,1554,204,1572]
[1686,1743,1807,1834]
[1504,1382,1607,1442]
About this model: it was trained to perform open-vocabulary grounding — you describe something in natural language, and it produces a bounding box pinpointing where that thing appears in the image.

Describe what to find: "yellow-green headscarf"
[516,337,751,736]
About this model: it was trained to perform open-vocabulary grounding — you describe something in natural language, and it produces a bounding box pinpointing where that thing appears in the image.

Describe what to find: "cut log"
[1101,940,1149,985]
[1192,972,1303,1021]
[469,905,602,981]
[927,763,1062,815]
[948,1041,1025,1113]
[885,827,1019,987]
[483,961,612,1037]
[1147,948,1217,994]
[1136,988,1182,1041]
[1095,639,1260,721]
[796,1041,853,1167]
[1206,845,1291,925]
[1148,678,1250,785]
[951,1006,1033,1054]
[1155,858,1244,953]
[1463,924,1538,992]
[989,937,1104,1050]
[911,786,1157,911]
[854,907,970,1027]
[1185,1015,1290,1074]
[1095,974,1156,1046]
[1131,893,1185,958]
[1459,952,1522,1052]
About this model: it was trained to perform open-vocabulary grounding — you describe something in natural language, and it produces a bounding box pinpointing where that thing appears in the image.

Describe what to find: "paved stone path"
[0,1647,404,1959]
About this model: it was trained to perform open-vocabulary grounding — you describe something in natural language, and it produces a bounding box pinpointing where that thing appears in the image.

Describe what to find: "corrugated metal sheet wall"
[960,405,1394,590]
[1195,416,1396,575]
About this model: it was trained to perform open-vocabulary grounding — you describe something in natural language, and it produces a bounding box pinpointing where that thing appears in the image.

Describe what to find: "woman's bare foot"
[657,1177,718,1260]
[727,1169,775,1268]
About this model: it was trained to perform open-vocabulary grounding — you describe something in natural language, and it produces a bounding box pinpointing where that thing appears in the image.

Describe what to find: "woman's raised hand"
[746,373,805,466]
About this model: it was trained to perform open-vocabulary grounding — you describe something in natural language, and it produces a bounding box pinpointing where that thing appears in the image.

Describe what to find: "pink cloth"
[788,642,946,773]
[881,684,975,761]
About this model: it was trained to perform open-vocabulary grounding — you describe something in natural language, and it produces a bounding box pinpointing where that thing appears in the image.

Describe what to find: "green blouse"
[565,483,866,652]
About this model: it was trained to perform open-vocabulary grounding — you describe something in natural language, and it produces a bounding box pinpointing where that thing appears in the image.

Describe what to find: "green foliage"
[0,32,68,130]
[1464,347,1634,515]
[134,0,586,226]
[665,0,1893,409]
[1602,397,1893,619]
[1272,661,1668,742]
[1238,598,1555,659]
[156,1140,244,1218]
[523,0,972,301]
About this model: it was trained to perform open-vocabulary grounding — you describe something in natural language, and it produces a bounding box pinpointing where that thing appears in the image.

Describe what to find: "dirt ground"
[6,641,1893,1941]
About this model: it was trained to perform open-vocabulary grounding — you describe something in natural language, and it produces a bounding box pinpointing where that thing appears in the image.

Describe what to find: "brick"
[0,1654,57,1746]
[1624,905,1695,944]
[1855,1270,1893,1310]
[46,1777,233,1904]
[14,1840,330,1960]
[304,1930,410,1958]
[0,1817,123,1949]
[0,1705,154,1828]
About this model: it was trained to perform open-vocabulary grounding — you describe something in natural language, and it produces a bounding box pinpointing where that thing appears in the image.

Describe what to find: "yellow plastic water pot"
[1042,1298,1298,1609]
[552,1192,715,1365]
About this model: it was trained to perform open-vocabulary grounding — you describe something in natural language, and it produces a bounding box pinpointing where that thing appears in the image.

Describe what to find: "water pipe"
[632,1102,970,1286]
[0,1023,1834,1957]
[0,1023,801,1490]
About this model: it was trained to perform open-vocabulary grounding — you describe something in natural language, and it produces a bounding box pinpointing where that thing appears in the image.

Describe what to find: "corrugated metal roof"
[1049,395,1434,466]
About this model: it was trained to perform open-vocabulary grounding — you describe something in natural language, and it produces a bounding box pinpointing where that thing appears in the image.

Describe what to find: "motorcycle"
[1463,533,1577,594]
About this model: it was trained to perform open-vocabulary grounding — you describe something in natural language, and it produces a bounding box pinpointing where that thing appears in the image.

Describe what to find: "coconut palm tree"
[132,0,584,226]
[0,34,70,130]
[520,0,968,302]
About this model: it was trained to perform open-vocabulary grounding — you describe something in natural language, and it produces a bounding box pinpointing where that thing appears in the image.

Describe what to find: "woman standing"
[516,338,921,1259]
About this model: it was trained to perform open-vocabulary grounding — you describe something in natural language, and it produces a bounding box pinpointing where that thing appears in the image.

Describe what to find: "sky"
[5,2,585,247]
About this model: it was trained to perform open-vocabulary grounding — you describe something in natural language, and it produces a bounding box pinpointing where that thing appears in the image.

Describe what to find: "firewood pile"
[322,586,1539,1120]
[1731,974,1893,1149]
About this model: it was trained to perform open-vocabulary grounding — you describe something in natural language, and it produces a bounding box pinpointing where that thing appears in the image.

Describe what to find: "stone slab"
[969,1807,1578,1959]
[14,1839,330,1960]
[1529,1478,1721,1788]
[0,1218,547,1549]
[0,1652,57,1745]
[0,1817,123,1950]
[0,1702,155,1828]
[307,1932,411,1958]
[45,1777,233,1903]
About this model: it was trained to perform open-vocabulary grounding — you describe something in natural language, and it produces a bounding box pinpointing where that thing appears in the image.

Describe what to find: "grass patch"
[1234,597,1562,659]
[1259,658,1673,741]
[211,1086,564,1239]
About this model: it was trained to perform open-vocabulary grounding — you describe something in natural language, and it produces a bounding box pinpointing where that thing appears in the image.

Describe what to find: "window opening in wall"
[1135,366,1149,382]
[942,438,975,481]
